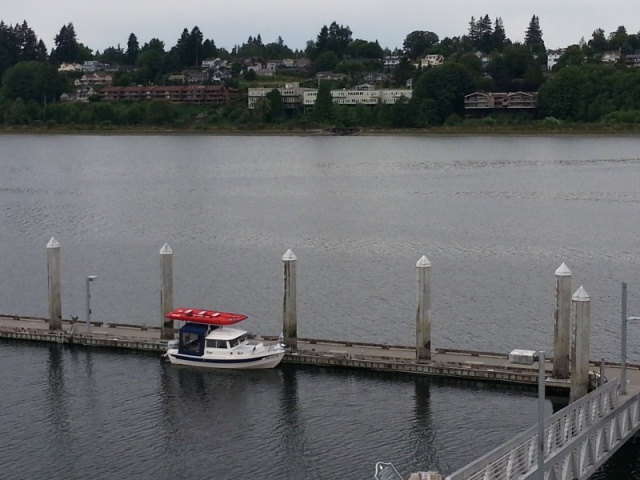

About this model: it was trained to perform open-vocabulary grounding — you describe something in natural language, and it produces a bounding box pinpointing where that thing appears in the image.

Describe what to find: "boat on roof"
[162,307,286,370]
[165,307,247,326]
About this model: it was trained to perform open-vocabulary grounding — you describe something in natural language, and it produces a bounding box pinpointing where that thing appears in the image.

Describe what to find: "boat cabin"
[178,322,250,357]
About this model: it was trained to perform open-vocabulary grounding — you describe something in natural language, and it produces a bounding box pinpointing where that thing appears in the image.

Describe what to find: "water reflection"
[45,344,75,478]
[276,364,321,479]
[410,378,442,474]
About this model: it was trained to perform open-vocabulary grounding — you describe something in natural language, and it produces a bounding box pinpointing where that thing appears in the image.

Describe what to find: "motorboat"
[162,307,286,369]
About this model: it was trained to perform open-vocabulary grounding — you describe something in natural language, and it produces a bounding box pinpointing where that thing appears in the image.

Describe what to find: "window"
[205,339,228,349]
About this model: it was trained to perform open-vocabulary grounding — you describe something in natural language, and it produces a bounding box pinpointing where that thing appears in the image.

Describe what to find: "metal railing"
[445,379,632,480]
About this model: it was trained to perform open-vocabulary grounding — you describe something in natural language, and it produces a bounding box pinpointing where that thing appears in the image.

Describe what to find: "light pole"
[86,275,97,334]
[536,351,546,480]
[621,282,640,395]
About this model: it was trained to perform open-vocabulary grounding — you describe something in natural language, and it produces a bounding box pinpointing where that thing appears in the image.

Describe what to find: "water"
[1,134,640,479]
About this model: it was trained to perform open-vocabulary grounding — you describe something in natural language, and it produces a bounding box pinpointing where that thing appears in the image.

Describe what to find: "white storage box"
[508,349,537,365]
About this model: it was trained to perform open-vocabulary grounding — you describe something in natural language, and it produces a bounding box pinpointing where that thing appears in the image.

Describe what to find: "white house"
[547,49,564,70]
[414,54,444,69]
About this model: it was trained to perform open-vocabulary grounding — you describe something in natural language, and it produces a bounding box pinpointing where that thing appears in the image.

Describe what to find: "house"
[414,54,444,69]
[74,72,113,86]
[383,55,402,68]
[600,51,621,64]
[82,60,105,72]
[247,82,316,111]
[202,57,227,69]
[167,74,186,83]
[474,51,490,69]
[363,72,389,83]
[75,87,96,102]
[293,58,311,69]
[242,57,267,74]
[316,71,347,81]
[58,62,83,72]
[100,85,239,104]
[303,87,412,108]
[547,49,564,70]
[624,54,640,67]
[281,58,295,68]
[184,70,208,83]
[59,86,96,102]
[464,91,538,114]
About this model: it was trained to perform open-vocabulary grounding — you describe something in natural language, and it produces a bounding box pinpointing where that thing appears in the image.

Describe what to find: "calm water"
[1,134,640,479]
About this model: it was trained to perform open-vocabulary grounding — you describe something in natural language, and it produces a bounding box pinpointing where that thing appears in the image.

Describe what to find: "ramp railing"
[446,380,623,480]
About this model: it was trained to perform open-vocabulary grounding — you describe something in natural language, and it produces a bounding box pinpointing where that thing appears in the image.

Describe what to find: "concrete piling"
[282,249,297,349]
[570,286,591,403]
[416,255,432,362]
[553,263,571,379]
[46,237,62,331]
[160,243,174,340]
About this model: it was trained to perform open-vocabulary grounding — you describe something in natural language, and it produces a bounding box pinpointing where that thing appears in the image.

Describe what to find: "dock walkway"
[3,314,639,393]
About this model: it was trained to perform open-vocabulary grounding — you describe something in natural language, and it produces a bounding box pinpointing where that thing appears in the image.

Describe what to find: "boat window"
[180,332,202,355]
[206,339,227,348]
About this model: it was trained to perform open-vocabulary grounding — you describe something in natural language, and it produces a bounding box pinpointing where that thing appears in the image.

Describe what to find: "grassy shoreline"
[2,123,640,136]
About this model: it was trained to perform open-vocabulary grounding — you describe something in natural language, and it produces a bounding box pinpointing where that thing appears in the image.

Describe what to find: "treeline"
[2,17,640,129]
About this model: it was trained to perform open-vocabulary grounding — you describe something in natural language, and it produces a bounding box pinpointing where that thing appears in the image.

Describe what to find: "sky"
[2,0,638,55]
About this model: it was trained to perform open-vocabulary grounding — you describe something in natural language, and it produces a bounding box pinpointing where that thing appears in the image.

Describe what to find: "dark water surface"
[1,134,640,478]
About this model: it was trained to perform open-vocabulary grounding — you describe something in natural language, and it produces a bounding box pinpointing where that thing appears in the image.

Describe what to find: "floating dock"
[3,314,636,395]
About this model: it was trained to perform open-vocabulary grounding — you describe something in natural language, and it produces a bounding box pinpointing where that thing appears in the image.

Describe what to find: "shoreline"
[2,124,640,136]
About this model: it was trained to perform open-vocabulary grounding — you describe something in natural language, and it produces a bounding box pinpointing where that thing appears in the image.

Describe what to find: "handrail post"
[537,351,545,480]
[621,282,627,395]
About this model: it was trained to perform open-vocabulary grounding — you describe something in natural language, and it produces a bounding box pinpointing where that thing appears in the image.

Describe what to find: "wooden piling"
[553,263,571,379]
[416,255,432,362]
[570,286,591,403]
[47,237,62,331]
[282,249,297,349]
[160,243,174,340]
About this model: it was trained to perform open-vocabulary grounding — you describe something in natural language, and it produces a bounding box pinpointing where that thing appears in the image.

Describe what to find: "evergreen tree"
[524,15,544,47]
[468,17,478,45]
[0,22,20,77]
[312,81,334,124]
[492,18,507,51]
[15,21,42,62]
[262,88,285,123]
[126,33,140,65]
[608,26,628,51]
[51,23,80,64]
[476,15,493,52]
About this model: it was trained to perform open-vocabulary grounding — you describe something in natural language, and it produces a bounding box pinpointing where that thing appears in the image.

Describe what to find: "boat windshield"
[229,335,248,348]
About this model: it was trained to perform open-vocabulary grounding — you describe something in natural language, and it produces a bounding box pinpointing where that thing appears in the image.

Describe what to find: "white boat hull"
[166,349,285,369]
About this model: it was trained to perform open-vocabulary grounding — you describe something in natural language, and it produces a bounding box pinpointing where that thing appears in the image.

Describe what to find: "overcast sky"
[3,0,638,54]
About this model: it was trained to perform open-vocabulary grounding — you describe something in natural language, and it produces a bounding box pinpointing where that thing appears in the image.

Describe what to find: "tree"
[126,33,140,65]
[553,45,588,70]
[588,28,608,54]
[2,61,66,105]
[314,51,340,72]
[492,18,507,51]
[476,15,494,52]
[403,31,439,59]
[99,45,125,65]
[50,23,80,64]
[307,22,352,60]
[410,62,475,124]
[262,88,285,123]
[312,81,334,123]
[524,15,545,51]
[0,22,20,78]
[15,21,42,62]
[345,39,383,59]
[392,56,415,86]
